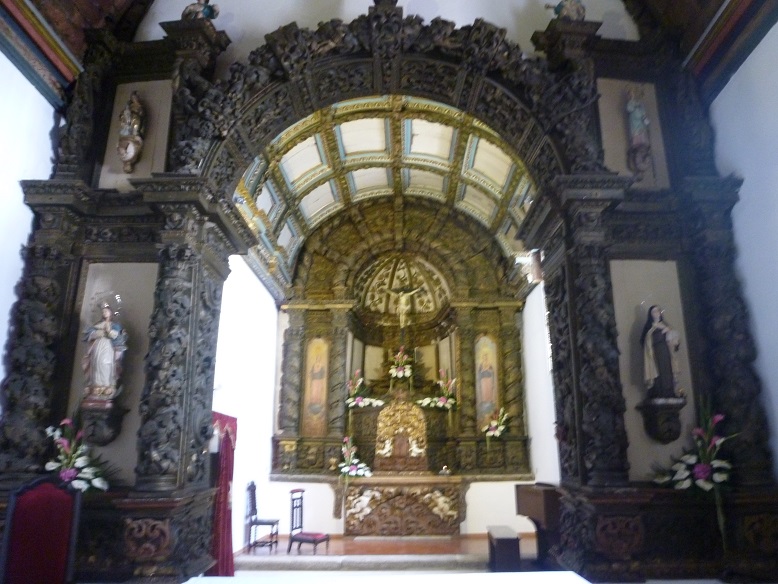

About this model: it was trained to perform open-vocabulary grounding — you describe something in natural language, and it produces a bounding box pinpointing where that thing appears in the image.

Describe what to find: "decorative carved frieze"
[120,490,216,580]
[344,481,463,536]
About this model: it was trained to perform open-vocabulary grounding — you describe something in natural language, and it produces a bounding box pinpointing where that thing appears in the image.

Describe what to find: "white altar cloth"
[186,571,591,584]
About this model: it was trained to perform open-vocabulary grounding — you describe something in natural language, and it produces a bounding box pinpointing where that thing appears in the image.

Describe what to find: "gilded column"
[278,309,305,437]
[455,307,477,435]
[328,309,349,437]
[499,306,525,435]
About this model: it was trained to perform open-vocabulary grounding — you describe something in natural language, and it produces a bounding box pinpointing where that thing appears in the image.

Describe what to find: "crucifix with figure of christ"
[391,285,420,343]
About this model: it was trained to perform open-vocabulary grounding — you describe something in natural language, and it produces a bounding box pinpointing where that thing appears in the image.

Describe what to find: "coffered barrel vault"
[233,95,537,289]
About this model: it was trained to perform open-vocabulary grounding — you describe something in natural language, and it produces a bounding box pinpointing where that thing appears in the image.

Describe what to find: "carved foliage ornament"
[172,0,602,188]
[0,246,69,471]
[137,245,196,481]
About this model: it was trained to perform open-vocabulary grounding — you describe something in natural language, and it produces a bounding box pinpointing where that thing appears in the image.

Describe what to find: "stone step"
[235,553,489,572]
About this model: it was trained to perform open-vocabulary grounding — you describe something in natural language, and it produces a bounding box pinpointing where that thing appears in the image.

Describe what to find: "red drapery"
[206,412,237,576]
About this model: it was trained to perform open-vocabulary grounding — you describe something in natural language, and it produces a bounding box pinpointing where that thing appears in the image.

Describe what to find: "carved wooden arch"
[171,0,605,300]
[299,197,505,301]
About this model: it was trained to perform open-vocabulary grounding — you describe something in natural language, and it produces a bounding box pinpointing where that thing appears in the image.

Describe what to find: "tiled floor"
[235,533,531,573]
[234,535,728,583]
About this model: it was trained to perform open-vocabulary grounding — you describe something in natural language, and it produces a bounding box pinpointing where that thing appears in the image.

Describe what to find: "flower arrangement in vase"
[389,346,413,379]
[345,369,385,409]
[416,369,457,410]
[653,410,737,550]
[482,407,509,451]
[338,436,372,478]
[45,418,111,492]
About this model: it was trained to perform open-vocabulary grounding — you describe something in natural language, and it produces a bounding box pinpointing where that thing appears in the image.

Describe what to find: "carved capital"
[532,19,603,69]
[161,18,230,70]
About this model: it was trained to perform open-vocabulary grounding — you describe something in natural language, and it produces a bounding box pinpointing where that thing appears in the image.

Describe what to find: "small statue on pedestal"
[117,92,145,173]
[545,0,586,21]
[182,0,219,20]
[80,302,129,445]
[625,86,653,180]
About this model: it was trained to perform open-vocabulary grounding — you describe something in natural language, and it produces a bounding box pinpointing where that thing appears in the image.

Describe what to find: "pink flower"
[55,438,71,455]
[692,427,705,439]
[60,418,74,427]
[59,468,78,482]
[693,463,712,481]
[355,396,364,404]
[711,414,725,425]
[439,397,448,405]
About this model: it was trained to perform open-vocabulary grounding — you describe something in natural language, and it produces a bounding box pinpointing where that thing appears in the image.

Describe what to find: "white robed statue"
[82,304,128,400]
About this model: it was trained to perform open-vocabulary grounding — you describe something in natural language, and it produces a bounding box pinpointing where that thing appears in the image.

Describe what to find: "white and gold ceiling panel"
[338,118,387,155]
[404,169,446,199]
[299,181,341,224]
[467,137,513,191]
[350,167,393,194]
[278,136,327,187]
[458,184,498,224]
[406,119,454,160]
[234,95,538,280]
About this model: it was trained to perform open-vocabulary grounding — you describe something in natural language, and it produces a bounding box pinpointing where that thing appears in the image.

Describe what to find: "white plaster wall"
[522,283,560,485]
[212,255,279,550]
[0,53,47,381]
[711,23,778,481]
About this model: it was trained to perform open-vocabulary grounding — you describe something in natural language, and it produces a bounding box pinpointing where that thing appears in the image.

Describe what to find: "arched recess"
[171,0,605,301]
[162,0,621,483]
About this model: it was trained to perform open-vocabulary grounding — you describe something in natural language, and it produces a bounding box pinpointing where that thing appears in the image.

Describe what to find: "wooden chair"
[245,481,279,552]
[0,476,82,584]
[287,488,329,554]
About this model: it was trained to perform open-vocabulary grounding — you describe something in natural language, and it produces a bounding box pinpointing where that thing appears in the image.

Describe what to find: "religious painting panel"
[475,335,498,429]
[301,338,329,437]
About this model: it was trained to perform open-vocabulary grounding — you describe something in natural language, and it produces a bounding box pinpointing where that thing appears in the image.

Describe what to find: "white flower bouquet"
[45,418,110,492]
[338,436,373,477]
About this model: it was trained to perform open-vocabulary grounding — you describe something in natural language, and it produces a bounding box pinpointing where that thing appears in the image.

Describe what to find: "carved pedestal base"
[76,488,217,583]
[553,486,778,583]
[80,398,128,446]
[636,397,687,444]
